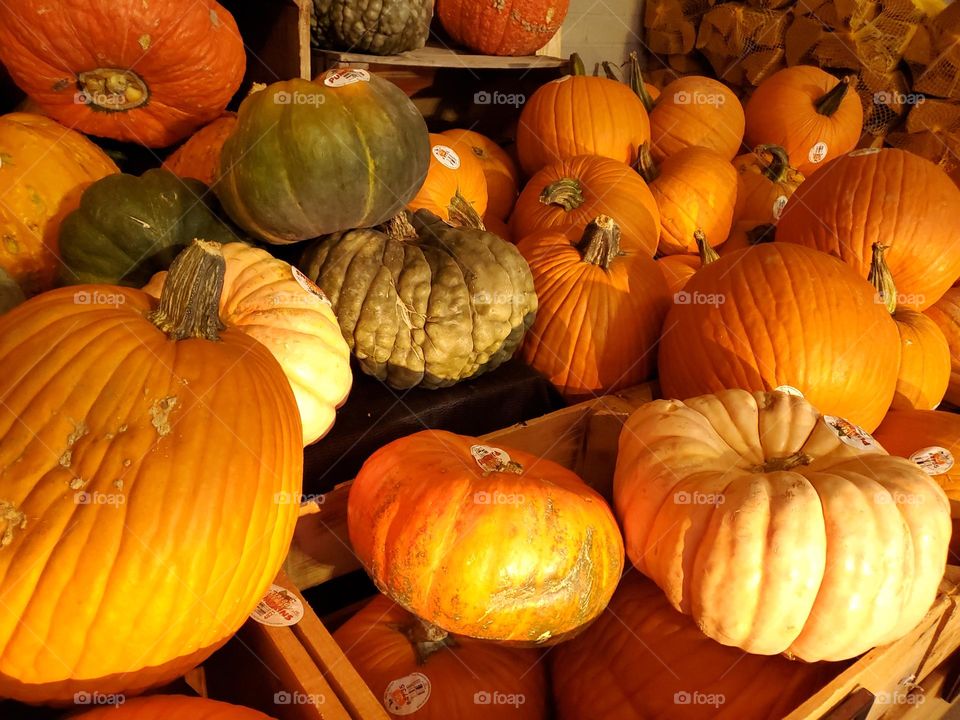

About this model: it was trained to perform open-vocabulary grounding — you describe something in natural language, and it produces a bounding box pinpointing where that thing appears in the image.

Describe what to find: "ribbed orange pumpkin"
[656,230,719,294]
[442,129,519,220]
[550,572,841,720]
[144,243,352,446]
[162,113,238,186]
[511,155,659,256]
[517,75,651,176]
[518,216,670,400]
[639,144,737,255]
[0,113,119,294]
[875,409,960,501]
[926,287,960,406]
[732,145,804,231]
[658,243,901,431]
[649,76,744,162]
[744,67,864,176]
[614,389,951,661]
[436,0,568,56]
[0,241,302,703]
[777,148,960,311]
[73,695,277,719]
[0,0,245,147]
[409,133,488,223]
[348,429,624,645]
[334,594,549,719]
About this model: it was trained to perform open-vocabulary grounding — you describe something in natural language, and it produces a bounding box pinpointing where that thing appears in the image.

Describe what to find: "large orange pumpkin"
[162,113,238,186]
[335,594,549,719]
[348,430,624,645]
[441,129,519,221]
[658,243,901,431]
[436,0,568,56]
[73,695,277,719]
[874,409,960,501]
[777,148,960,311]
[0,113,118,294]
[0,0,245,147]
[744,68,864,176]
[409,133,488,224]
[550,572,841,720]
[648,76,745,162]
[517,74,651,176]
[518,216,671,400]
[614,389,951,661]
[511,155,659,256]
[0,241,302,703]
[927,287,960,406]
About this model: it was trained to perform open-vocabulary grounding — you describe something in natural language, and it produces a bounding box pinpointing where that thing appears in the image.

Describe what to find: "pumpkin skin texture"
[776,148,960,311]
[614,389,951,661]
[0,113,119,295]
[518,217,670,401]
[657,253,700,295]
[0,242,302,703]
[649,76,745,162]
[874,410,960,502]
[512,155,660,256]
[217,74,430,244]
[348,429,625,644]
[0,0,245,147]
[745,67,864,176]
[313,0,433,55]
[442,129,520,221]
[144,243,352,446]
[517,76,651,176]
[300,210,537,389]
[334,594,549,719]
[72,695,277,720]
[436,0,568,56]
[550,572,840,720]
[162,113,238,186]
[926,288,960,406]
[409,133,489,222]
[59,169,241,287]
[658,243,901,431]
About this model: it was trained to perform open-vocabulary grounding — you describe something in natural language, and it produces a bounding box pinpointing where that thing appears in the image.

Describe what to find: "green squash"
[300,210,537,389]
[216,72,430,244]
[59,169,241,286]
[312,0,433,55]
[0,268,24,315]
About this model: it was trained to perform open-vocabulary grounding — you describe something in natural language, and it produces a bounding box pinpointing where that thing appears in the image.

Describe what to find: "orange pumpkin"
[0,241,302,703]
[649,76,745,162]
[656,230,719,295]
[348,430,624,644]
[409,133,488,224]
[614,389,951,661]
[658,243,901,431]
[73,695,276,719]
[777,148,960,311]
[639,144,737,255]
[511,155,660,256]
[874,409,960,501]
[518,216,671,400]
[482,213,513,243]
[0,0,245,147]
[442,129,519,220]
[144,243,352,446]
[721,222,777,255]
[436,0,568,56]
[551,572,841,720]
[745,68,864,176]
[517,74,651,176]
[162,113,238,186]
[732,145,804,231]
[335,594,549,719]
[926,287,960,406]
[0,113,119,294]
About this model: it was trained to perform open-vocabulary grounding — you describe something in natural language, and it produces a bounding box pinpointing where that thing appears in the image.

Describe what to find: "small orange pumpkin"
[442,129,519,220]
[648,76,744,162]
[656,230,719,295]
[162,113,238,186]
[874,409,960,501]
[73,695,277,719]
[926,287,960,406]
[482,213,513,243]
[408,133,488,223]
[732,145,804,230]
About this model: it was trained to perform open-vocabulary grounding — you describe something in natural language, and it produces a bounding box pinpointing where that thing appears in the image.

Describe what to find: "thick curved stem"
[570,53,586,76]
[447,191,486,230]
[383,211,419,241]
[78,68,149,111]
[815,75,854,117]
[392,618,454,665]
[539,178,585,211]
[601,61,622,81]
[148,240,226,341]
[754,145,793,183]
[629,51,656,112]
[636,142,658,183]
[694,229,720,264]
[577,216,621,269]
[868,242,898,314]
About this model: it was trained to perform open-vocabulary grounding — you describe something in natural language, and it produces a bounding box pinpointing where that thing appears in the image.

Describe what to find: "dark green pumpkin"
[59,169,241,286]
[300,210,537,389]
[216,73,430,244]
[312,0,433,55]
[0,268,24,315]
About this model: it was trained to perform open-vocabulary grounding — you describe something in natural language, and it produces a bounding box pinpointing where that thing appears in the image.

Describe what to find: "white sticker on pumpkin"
[808,141,829,164]
[250,584,304,627]
[432,144,461,170]
[323,69,370,87]
[822,415,880,451]
[291,266,331,304]
[910,446,955,476]
[772,195,789,220]
[384,673,430,715]
[470,444,522,474]
[848,147,882,157]
[774,385,803,397]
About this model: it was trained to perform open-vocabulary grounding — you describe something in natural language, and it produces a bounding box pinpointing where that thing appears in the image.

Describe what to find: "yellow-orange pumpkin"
[162,113,238,186]
[731,145,804,233]
[442,129,519,220]
[927,287,960,406]
[409,133,488,223]
[874,409,960,502]
[648,76,744,162]
[73,695,277,719]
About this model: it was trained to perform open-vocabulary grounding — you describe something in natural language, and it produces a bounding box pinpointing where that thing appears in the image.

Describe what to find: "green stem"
[867,242,897,314]
[815,75,854,117]
[629,51,656,112]
[539,177,585,211]
[636,142,658,182]
[577,216,621,269]
[148,240,226,341]
[570,53,586,76]
[754,145,793,183]
[601,61,622,81]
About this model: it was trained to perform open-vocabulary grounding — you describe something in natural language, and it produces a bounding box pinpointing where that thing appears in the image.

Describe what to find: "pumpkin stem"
[577,216,621,269]
[694,230,720,264]
[383,211,419,241]
[629,51,656,112]
[539,178,585,211]
[392,618,454,665]
[77,68,149,111]
[447,191,486,230]
[636,142,658,182]
[601,61,622,81]
[867,242,898,314]
[814,75,854,117]
[746,224,776,246]
[755,145,793,183]
[570,53,586,76]
[751,451,813,473]
[148,239,226,341]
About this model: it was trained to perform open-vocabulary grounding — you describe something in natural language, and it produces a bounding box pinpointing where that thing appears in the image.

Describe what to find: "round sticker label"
[250,584,304,627]
[432,144,461,170]
[291,266,331,304]
[910,446,955,476]
[772,195,789,220]
[774,385,804,397]
[323,69,370,87]
[823,415,880,451]
[384,673,430,715]
[808,141,829,164]
[848,147,882,157]
[470,444,522,474]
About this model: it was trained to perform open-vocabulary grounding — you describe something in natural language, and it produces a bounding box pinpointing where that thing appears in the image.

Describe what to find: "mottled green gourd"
[300,210,538,389]
[312,0,434,55]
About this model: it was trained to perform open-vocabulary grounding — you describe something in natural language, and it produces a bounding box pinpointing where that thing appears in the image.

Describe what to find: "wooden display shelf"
[314,41,567,72]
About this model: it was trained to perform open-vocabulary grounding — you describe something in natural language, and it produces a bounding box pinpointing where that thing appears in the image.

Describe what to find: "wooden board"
[314,43,568,71]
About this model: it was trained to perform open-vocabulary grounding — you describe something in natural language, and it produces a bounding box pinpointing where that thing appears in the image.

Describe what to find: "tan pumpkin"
[409,133,488,223]
[926,287,960,406]
[648,76,745,162]
[442,129,519,220]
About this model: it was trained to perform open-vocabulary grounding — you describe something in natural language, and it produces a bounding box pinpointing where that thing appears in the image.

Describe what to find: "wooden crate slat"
[314,44,568,71]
